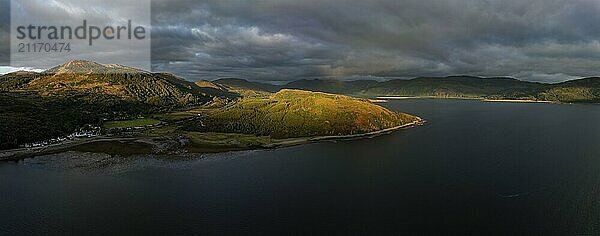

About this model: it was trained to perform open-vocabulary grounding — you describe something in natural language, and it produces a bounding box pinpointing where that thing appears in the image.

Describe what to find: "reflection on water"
[1,99,599,235]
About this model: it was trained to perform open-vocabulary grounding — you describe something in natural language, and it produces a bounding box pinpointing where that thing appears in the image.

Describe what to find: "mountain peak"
[65,59,102,66]
[45,60,143,75]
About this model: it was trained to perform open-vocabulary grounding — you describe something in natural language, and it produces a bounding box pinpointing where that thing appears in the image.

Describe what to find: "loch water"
[1,99,599,235]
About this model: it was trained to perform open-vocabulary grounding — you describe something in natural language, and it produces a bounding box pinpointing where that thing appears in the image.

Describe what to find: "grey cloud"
[3,0,600,82]
[149,0,600,82]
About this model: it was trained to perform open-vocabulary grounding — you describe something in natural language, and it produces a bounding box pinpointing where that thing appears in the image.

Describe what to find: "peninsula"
[0,60,422,159]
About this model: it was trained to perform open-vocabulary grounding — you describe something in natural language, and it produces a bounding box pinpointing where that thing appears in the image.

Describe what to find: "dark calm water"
[1,99,599,235]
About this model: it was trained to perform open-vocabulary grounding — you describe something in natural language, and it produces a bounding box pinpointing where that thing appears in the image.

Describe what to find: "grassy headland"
[185,89,420,138]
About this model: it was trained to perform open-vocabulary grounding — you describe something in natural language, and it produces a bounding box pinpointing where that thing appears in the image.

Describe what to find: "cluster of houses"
[21,125,102,149]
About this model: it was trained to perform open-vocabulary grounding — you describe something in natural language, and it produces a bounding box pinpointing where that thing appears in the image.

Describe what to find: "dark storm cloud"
[148,0,600,82]
[3,0,600,82]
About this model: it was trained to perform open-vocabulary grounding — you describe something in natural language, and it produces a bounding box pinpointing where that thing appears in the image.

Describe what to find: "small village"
[20,125,102,149]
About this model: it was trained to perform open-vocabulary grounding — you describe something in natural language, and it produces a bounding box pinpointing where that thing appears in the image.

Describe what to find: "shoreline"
[376,96,559,104]
[0,119,425,161]
[0,137,139,161]
[480,99,556,104]
[264,119,425,149]
[377,96,481,100]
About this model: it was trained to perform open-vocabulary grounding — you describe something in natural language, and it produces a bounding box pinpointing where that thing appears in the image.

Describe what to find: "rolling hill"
[211,76,600,103]
[535,77,600,103]
[360,76,545,99]
[185,89,420,139]
[361,76,599,102]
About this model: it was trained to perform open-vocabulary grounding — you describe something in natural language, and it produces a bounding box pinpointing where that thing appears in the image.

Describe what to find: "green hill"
[211,76,599,103]
[361,76,546,99]
[536,78,600,103]
[185,89,420,139]
[0,71,38,91]
[364,76,599,103]
[0,60,238,150]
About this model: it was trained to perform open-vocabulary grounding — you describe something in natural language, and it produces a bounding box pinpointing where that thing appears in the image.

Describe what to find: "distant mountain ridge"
[5,60,595,103]
[285,79,379,95]
[213,78,280,92]
[211,76,599,103]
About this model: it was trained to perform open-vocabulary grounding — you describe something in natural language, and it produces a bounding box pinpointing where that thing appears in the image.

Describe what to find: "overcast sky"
[3,0,600,83]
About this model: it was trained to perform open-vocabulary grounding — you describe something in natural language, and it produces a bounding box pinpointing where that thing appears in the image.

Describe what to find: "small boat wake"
[498,187,549,199]
[499,193,521,198]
